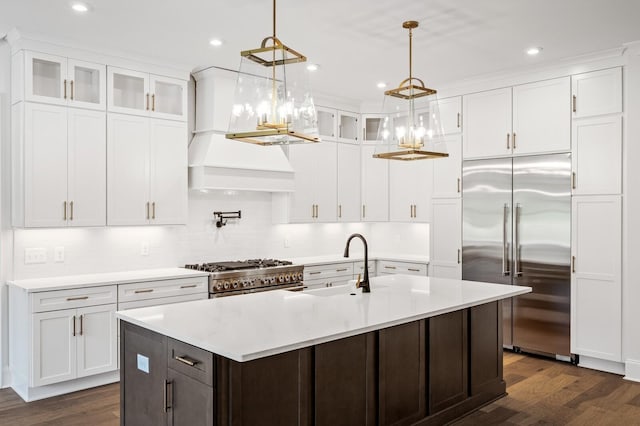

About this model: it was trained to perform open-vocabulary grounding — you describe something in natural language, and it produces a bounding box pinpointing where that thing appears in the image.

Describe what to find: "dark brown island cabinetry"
[120,301,504,426]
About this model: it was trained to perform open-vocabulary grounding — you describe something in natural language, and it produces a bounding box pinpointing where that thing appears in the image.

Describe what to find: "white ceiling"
[2,0,640,102]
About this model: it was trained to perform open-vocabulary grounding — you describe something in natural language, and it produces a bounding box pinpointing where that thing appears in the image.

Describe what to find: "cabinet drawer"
[304,263,354,281]
[31,286,117,313]
[119,277,208,303]
[304,276,353,289]
[377,260,428,276]
[119,293,208,311]
[353,260,376,277]
[168,338,214,387]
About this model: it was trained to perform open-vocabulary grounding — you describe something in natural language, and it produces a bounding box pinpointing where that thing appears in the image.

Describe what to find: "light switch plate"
[54,246,65,262]
[25,248,47,264]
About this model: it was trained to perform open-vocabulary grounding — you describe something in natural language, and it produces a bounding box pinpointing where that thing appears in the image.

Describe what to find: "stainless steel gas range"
[185,259,304,297]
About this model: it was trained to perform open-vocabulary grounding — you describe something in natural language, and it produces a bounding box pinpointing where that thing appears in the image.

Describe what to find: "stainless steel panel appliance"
[185,259,305,297]
[462,153,571,357]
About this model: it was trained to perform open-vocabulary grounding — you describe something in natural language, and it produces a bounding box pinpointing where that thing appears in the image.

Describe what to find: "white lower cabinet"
[571,195,621,362]
[430,198,462,279]
[376,260,428,276]
[304,263,354,290]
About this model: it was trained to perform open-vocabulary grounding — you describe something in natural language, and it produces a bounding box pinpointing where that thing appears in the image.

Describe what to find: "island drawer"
[168,338,214,387]
[31,285,117,313]
[119,277,208,303]
[304,263,354,281]
[377,260,428,276]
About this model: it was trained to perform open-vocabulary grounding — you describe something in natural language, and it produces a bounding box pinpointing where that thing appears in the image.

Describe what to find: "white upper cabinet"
[572,115,622,195]
[316,106,338,141]
[389,160,432,222]
[337,142,361,222]
[14,103,106,227]
[432,135,462,198]
[107,114,187,226]
[15,51,106,110]
[361,144,388,222]
[361,114,385,142]
[572,68,622,119]
[430,96,462,135]
[108,67,187,121]
[463,87,512,159]
[338,111,359,143]
[286,142,338,223]
[512,77,571,155]
[430,198,462,279]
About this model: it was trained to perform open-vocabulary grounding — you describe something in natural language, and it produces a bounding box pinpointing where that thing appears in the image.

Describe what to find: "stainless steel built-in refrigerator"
[462,153,571,357]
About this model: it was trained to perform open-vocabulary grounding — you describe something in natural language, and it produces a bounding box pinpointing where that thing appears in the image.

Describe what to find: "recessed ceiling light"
[377,82,387,89]
[209,38,223,47]
[306,63,319,71]
[71,2,89,12]
[526,47,542,56]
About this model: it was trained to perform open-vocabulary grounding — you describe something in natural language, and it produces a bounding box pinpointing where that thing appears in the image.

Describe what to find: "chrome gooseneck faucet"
[343,233,370,293]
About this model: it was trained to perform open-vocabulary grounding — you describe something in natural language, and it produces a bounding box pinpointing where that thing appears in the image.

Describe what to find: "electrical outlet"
[284,238,291,248]
[25,248,47,264]
[140,241,150,256]
[54,246,65,262]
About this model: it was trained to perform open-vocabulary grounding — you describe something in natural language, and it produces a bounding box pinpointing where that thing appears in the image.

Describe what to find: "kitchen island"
[117,275,530,425]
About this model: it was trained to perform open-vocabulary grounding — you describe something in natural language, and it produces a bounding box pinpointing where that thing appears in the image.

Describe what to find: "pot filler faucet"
[343,233,371,293]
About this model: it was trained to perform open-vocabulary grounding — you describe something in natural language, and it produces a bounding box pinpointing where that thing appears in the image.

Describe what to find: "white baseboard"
[578,355,625,375]
[624,359,640,382]
[11,370,120,402]
[1,366,12,389]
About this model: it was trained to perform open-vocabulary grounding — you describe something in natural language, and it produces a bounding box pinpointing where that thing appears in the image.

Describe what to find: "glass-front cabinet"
[23,51,106,110]
[361,114,385,142]
[107,67,187,121]
[316,106,337,140]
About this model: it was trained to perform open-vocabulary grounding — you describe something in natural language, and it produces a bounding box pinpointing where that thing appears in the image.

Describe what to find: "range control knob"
[232,281,239,289]
[285,273,291,282]
[223,281,230,290]
[278,275,285,283]
[216,283,223,290]
[297,272,303,281]
[269,277,276,284]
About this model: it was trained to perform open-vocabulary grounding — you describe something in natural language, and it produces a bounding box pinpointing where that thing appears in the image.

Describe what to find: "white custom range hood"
[188,67,295,192]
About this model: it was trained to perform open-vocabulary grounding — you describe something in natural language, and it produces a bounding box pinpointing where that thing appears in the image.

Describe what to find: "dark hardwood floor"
[1,352,640,425]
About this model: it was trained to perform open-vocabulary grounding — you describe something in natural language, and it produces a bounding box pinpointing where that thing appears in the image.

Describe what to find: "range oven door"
[209,283,306,298]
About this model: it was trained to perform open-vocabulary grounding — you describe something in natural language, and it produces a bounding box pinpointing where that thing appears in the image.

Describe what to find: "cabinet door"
[150,75,187,121]
[107,113,150,225]
[431,96,462,135]
[338,111,359,143]
[572,68,622,119]
[149,119,188,225]
[337,142,361,222]
[24,51,68,106]
[512,77,570,155]
[463,88,512,159]
[361,113,385,142]
[316,106,337,140]
[314,141,338,222]
[67,109,106,226]
[288,144,320,222]
[430,198,462,279]
[389,161,432,222]
[572,115,622,195]
[24,103,68,227]
[361,144,388,222]
[167,369,214,426]
[107,67,150,116]
[32,309,76,386]
[67,59,106,110]
[571,195,621,361]
[433,135,462,198]
[76,304,117,378]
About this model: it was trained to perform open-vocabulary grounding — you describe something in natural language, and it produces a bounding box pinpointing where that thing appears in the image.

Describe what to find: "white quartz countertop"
[116,275,531,362]
[7,268,209,292]
[291,254,429,266]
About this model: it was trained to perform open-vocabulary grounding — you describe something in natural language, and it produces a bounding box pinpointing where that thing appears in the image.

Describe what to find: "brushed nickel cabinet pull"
[146,202,150,220]
[513,133,517,149]
[362,205,366,218]
[410,205,413,218]
[79,314,83,336]
[63,201,67,221]
[311,204,315,218]
[70,201,74,221]
[63,79,67,99]
[174,355,199,367]
[315,204,319,218]
[180,284,197,289]
[572,172,576,189]
[507,133,510,149]
[70,80,74,100]
[146,93,150,110]
[457,112,461,128]
[72,315,76,337]
[572,95,577,113]
[66,296,89,301]
[338,204,342,218]
[414,205,417,218]
[384,266,396,270]
[309,271,322,275]
[134,289,154,294]
[457,178,461,193]
[408,268,420,272]
[336,268,348,272]
[151,94,155,111]
[152,202,156,219]
[457,249,461,264]
[572,256,576,273]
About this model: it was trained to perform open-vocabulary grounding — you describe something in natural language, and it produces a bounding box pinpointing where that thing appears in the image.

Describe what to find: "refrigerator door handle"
[502,203,510,276]
[515,203,523,277]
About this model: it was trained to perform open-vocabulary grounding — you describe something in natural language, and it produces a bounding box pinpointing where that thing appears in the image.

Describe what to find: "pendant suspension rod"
[409,26,412,82]
[273,0,277,38]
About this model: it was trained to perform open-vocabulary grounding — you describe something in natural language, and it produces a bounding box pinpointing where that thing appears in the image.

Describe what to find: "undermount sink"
[306,284,387,297]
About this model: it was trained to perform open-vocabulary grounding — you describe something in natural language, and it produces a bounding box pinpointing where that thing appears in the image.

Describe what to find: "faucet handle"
[355,274,362,289]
